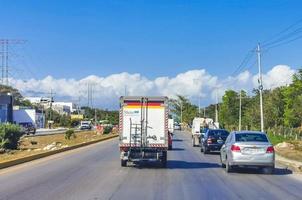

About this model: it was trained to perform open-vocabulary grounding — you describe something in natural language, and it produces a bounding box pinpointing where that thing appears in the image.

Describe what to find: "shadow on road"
[167,160,221,169]
[229,167,293,175]
[170,148,185,151]
[204,152,220,155]
[133,161,220,169]
[172,139,183,142]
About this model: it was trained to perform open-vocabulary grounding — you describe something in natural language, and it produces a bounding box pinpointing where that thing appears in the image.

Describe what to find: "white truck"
[191,117,218,147]
[119,96,169,167]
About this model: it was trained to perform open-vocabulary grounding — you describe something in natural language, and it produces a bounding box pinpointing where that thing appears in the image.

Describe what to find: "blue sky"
[1,0,302,108]
[1,0,301,79]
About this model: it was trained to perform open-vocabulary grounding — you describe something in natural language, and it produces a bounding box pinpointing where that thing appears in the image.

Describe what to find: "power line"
[262,27,302,48]
[230,49,255,77]
[264,34,302,51]
[261,18,302,45]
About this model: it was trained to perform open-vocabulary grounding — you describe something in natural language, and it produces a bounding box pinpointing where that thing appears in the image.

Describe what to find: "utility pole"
[124,85,127,96]
[198,95,201,117]
[179,101,183,125]
[239,91,242,131]
[237,90,248,131]
[0,39,26,85]
[5,41,8,86]
[94,108,97,126]
[215,88,219,123]
[48,89,55,129]
[1,42,4,84]
[256,43,264,132]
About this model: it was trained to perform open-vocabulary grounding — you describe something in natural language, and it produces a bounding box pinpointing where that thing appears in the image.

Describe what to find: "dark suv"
[19,122,36,135]
[200,129,229,154]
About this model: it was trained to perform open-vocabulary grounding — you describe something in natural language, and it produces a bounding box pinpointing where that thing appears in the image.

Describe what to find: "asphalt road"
[0,131,302,200]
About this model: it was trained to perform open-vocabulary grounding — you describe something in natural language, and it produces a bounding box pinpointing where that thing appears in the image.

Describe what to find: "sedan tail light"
[266,146,274,153]
[231,145,241,152]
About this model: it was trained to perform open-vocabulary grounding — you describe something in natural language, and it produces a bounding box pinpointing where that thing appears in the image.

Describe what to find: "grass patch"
[267,133,287,145]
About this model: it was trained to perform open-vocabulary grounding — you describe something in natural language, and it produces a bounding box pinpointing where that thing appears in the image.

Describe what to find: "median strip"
[0,134,118,170]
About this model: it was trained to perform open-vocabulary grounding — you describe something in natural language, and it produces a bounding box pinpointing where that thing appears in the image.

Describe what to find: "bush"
[65,129,76,140]
[103,126,113,134]
[0,124,22,150]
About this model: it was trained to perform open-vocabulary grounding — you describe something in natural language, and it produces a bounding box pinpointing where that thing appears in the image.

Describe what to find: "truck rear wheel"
[192,138,196,147]
[161,151,167,168]
[121,159,127,167]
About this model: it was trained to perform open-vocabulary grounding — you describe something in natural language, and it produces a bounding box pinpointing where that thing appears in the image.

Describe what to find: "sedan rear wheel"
[263,166,274,174]
[225,159,232,173]
[220,155,226,168]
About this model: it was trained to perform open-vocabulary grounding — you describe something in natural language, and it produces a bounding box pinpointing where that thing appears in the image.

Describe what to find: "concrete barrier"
[0,134,119,170]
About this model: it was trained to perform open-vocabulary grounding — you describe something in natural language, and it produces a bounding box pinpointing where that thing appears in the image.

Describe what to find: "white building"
[25,97,78,114]
[13,107,45,128]
[52,102,77,113]
[52,104,71,115]
[25,97,52,104]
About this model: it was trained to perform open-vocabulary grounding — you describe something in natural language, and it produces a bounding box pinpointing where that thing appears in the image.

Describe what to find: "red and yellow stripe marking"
[124,102,164,109]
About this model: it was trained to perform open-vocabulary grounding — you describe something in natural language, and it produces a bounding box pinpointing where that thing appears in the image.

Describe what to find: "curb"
[0,134,119,170]
[275,153,302,173]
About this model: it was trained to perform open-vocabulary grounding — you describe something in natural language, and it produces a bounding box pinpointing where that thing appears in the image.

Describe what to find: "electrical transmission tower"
[0,39,26,85]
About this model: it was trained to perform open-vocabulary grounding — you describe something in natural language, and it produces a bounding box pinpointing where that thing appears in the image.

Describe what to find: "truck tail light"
[266,146,274,153]
[231,145,241,152]
[207,138,212,144]
[120,147,129,152]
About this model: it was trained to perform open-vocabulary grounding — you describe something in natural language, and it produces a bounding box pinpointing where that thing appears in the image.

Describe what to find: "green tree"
[170,95,198,125]
[219,90,239,129]
[283,69,302,127]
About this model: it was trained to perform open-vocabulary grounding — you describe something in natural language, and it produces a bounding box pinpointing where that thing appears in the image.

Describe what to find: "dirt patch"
[0,131,117,163]
[275,141,302,162]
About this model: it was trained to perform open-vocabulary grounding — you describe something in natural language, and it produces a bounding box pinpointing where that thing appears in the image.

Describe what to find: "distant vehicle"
[220,131,275,174]
[119,96,169,167]
[19,122,36,135]
[174,123,181,130]
[200,129,229,153]
[168,119,174,150]
[168,119,174,134]
[79,121,92,130]
[192,117,218,147]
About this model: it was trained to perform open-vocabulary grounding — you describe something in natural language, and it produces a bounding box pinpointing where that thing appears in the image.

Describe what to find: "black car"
[200,129,229,154]
[19,122,36,135]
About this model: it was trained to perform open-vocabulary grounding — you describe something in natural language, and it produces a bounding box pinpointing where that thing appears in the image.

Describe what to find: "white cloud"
[10,65,296,109]
[252,65,295,89]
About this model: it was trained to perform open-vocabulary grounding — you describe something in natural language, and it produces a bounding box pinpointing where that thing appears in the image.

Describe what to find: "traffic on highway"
[1,1,302,200]
[0,130,301,200]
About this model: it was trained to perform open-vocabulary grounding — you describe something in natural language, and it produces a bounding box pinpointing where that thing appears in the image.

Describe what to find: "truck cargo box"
[119,96,168,167]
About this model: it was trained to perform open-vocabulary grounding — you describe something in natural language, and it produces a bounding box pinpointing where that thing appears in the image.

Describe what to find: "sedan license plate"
[243,148,264,154]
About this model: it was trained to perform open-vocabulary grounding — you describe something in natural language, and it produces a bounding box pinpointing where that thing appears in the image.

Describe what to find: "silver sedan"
[220,131,275,174]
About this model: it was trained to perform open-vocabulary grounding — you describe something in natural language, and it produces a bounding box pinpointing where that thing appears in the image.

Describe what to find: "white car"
[220,131,275,174]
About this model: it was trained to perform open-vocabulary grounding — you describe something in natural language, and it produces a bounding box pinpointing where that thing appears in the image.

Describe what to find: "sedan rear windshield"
[208,130,229,138]
[235,133,268,142]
